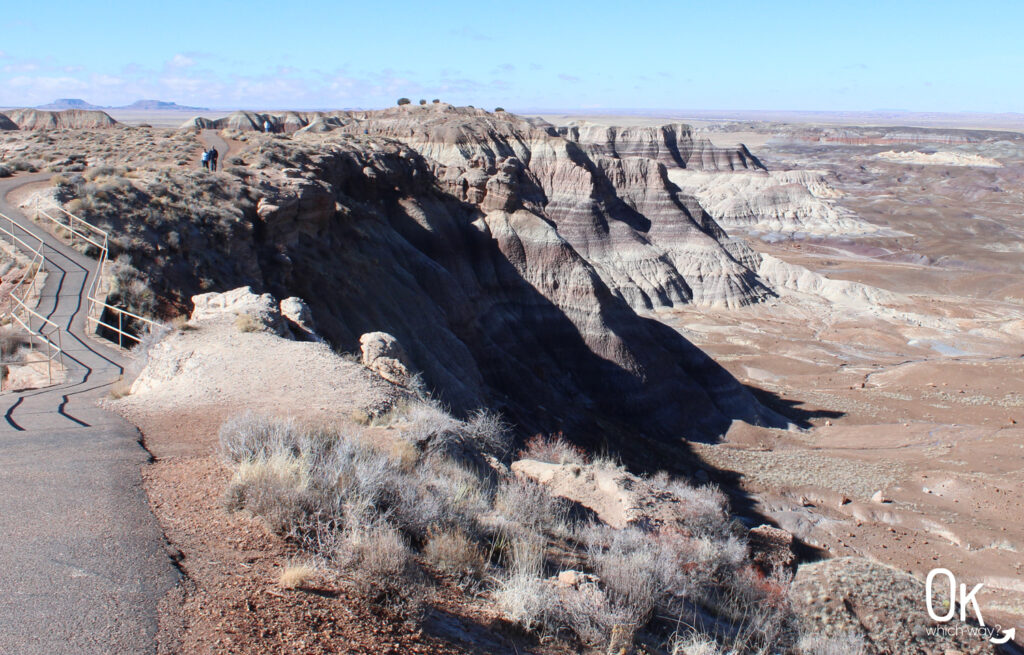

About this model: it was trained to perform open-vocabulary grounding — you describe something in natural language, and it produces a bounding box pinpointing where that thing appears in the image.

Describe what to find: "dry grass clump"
[234,313,261,333]
[278,561,316,590]
[109,375,133,399]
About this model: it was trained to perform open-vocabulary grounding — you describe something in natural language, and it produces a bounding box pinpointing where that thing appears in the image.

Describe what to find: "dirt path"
[198,129,231,169]
[0,174,178,654]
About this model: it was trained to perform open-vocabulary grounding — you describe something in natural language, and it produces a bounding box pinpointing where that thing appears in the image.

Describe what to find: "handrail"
[0,211,65,384]
[32,198,160,347]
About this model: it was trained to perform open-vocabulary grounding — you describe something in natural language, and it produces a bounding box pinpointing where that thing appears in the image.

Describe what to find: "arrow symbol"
[990,627,1015,644]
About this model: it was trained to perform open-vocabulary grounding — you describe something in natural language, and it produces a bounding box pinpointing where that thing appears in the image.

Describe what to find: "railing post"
[118,311,122,349]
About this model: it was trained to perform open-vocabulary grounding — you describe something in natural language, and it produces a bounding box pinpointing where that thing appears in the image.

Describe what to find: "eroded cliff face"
[94,108,787,443]
[248,132,782,441]
[309,107,773,311]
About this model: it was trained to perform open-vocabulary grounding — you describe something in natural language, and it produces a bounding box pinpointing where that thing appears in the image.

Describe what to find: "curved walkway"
[198,129,231,168]
[0,174,178,654]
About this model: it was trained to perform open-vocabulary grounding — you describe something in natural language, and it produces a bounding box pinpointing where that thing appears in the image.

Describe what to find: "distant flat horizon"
[4,101,1024,132]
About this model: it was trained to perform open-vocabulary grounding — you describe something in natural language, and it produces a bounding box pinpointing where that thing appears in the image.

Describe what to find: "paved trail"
[0,174,178,654]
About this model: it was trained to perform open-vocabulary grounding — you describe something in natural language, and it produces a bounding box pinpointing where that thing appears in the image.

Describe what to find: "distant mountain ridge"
[35,98,209,111]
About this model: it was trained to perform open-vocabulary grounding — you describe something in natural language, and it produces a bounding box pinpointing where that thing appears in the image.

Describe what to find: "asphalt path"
[0,174,178,654]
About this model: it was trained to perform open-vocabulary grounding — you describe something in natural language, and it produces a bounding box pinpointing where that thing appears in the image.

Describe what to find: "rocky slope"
[668,168,882,236]
[183,106,773,309]
[72,107,790,444]
[327,107,773,310]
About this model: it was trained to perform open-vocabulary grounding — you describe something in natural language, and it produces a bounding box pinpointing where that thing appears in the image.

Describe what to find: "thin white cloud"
[4,61,40,73]
[169,54,195,68]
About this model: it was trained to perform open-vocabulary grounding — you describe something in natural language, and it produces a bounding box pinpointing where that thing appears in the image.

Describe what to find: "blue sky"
[1,0,1022,112]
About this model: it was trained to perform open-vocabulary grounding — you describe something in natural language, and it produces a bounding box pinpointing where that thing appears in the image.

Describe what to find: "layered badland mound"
[70,106,788,442]
[2,108,120,130]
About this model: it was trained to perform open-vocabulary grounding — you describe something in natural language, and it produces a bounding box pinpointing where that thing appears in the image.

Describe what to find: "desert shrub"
[553,583,640,649]
[109,375,133,399]
[585,526,662,622]
[225,452,315,533]
[107,254,156,317]
[518,432,588,465]
[423,526,487,582]
[395,400,512,460]
[396,97,411,106]
[432,98,440,104]
[494,570,554,631]
[418,99,427,105]
[217,409,788,649]
[336,515,419,605]
[9,159,37,172]
[495,107,505,112]
[494,476,570,537]
[0,327,27,361]
[390,453,492,540]
[219,412,302,464]
[651,472,733,538]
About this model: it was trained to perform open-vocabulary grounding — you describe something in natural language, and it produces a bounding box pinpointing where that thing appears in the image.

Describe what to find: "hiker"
[263,119,272,133]
[210,147,219,172]
[200,148,211,170]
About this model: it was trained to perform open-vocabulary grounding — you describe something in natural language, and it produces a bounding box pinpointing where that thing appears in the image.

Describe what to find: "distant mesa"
[35,98,105,110]
[34,98,209,112]
[117,99,210,112]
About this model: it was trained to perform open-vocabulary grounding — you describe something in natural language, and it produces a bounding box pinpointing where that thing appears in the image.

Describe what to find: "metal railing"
[32,198,160,348]
[0,212,65,384]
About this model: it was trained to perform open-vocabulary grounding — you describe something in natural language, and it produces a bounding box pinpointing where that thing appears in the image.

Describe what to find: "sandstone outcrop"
[4,108,119,130]
[510,459,724,531]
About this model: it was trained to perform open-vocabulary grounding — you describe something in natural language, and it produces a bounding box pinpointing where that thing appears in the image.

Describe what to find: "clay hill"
[1,108,119,130]
[64,105,791,444]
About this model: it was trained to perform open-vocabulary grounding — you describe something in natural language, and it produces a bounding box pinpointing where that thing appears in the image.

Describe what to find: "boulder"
[359,332,415,386]
[279,296,319,341]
